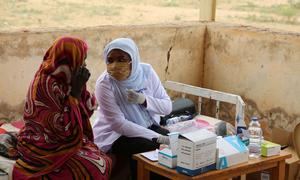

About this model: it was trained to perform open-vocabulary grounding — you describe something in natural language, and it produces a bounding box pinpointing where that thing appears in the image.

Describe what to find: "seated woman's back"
[14,36,111,180]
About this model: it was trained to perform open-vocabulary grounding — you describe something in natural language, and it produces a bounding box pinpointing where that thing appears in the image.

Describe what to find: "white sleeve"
[145,67,172,115]
[95,80,159,140]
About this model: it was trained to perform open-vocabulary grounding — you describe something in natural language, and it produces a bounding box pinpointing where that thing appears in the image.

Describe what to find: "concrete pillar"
[199,0,217,21]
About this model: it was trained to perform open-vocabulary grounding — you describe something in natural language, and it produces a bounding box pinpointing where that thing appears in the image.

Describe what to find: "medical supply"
[158,148,177,168]
[165,115,193,126]
[168,132,179,155]
[261,140,280,157]
[177,129,217,176]
[216,136,249,169]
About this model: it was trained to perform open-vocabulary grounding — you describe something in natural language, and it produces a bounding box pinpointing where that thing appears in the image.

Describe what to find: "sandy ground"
[0,0,299,32]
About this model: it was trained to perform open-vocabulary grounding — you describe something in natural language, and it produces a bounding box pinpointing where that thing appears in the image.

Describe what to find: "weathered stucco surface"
[0,23,206,121]
[204,23,300,142]
[1,22,300,144]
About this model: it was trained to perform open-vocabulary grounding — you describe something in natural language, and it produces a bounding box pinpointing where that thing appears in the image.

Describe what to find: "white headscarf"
[103,38,153,127]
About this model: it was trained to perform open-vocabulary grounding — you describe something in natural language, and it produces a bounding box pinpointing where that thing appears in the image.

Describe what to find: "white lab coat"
[92,66,172,152]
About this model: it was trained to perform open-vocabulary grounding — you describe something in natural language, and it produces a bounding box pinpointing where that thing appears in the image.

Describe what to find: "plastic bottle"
[236,116,247,135]
[248,116,263,158]
[236,116,249,145]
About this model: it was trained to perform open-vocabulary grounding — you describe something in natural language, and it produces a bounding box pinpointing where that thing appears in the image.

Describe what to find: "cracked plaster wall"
[0,23,206,122]
[1,22,299,145]
[204,23,300,143]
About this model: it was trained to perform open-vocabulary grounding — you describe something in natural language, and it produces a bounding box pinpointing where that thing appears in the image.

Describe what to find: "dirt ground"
[0,0,299,32]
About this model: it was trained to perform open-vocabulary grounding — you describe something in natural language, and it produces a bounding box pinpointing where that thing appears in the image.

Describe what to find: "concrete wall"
[0,23,206,121]
[204,23,300,143]
[1,22,300,144]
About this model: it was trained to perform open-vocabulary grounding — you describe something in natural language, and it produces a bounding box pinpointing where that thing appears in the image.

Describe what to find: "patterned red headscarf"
[13,36,101,179]
[32,36,88,100]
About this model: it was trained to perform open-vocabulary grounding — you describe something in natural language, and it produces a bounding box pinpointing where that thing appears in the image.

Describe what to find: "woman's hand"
[155,135,170,145]
[126,89,146,104]
[70,67,90,100]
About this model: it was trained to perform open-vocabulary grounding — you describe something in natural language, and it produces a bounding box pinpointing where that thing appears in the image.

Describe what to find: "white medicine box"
[177,129,217,176]
[216,135,249,169]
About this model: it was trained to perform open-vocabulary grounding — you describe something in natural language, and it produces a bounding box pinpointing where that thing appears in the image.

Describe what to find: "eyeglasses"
[107,56,131,64]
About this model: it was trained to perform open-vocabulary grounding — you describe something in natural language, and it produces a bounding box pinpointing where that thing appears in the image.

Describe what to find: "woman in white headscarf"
[93,38,172,156]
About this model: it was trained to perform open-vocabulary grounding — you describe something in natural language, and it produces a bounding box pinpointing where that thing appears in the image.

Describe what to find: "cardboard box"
[261,140,281,157]
[158,148,177,169]
[177,129,217,176]
[176,163,216,176]
[216,135,249,169]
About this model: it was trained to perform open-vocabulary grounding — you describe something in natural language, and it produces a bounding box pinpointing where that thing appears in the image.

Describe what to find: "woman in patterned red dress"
[13,36,111,180]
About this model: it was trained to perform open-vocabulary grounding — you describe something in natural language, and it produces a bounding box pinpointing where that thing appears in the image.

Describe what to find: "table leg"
[240,174,246,180]
[137,160,150,180]
[271,160,286,180]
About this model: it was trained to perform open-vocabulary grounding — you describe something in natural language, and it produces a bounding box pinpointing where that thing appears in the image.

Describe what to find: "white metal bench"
[164,81,246,131]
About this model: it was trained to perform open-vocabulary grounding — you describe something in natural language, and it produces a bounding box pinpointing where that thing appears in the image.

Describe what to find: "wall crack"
[164,28,178,81]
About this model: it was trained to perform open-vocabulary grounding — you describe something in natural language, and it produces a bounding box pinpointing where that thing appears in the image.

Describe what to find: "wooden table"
[133,151,291,180]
